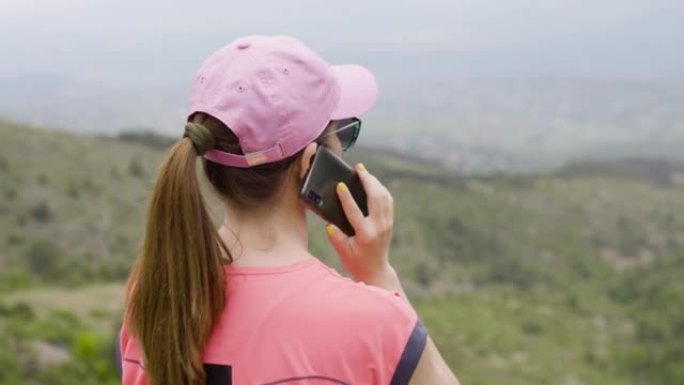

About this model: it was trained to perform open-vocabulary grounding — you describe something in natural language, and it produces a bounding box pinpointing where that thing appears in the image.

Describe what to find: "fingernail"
[326,225,335,236]
[357,163,366,172]
[337,182,348,193]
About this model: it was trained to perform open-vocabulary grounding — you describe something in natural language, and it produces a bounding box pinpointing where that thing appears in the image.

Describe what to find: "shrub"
[0,301,35,320]
[16,213,28,227]
[81,177,95,191]
[37,174,49,186]
[119,131,175,150]
[30,201,54,223]
[0,337,22,383]
[0,155,8,172]
[0,271,33,292]
[128,156,145,178]
[415,262,433,288]
[521,320,543,335]
[67,180,81,199]
[4,187,18,200]
[109,166,121,180]
[24,239,61,279]
[484,258,537,289]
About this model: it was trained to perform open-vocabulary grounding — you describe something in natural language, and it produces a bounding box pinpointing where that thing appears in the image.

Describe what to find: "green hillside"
[1,121,683,384]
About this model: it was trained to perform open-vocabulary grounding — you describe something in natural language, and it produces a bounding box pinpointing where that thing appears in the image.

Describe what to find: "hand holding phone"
[323,160,396,285]
[299,146,368,236]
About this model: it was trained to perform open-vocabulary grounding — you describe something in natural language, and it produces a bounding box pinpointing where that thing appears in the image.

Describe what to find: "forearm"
[358,265,408,299]
[415,338,460,385]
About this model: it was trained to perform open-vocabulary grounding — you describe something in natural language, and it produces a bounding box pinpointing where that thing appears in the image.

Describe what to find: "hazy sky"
[2,0,683,79]
[1,0,683,135]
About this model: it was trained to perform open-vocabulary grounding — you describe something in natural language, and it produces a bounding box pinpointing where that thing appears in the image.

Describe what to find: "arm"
[366,268,459,385]
[326,163,460,385]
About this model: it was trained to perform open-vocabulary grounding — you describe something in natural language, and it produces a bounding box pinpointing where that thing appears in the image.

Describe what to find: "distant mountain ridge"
[2,75,683,173]
[2,118,683,287]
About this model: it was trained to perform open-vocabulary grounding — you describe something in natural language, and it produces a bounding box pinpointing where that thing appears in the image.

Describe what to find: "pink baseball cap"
[187,35,379,168]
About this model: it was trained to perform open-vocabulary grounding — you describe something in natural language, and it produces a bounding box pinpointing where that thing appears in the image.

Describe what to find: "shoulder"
[312,260,416,323]
[310,262,428,384]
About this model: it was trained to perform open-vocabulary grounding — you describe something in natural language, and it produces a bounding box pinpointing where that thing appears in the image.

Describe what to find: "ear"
[299,142,318,180]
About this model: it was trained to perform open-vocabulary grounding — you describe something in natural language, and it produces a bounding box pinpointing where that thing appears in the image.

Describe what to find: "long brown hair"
[125,113,304,385]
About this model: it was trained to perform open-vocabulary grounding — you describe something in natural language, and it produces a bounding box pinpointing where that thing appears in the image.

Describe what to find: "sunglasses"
[317,117,361,152]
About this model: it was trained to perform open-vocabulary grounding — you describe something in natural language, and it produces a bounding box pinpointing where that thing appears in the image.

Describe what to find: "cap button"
[237,42,251,50]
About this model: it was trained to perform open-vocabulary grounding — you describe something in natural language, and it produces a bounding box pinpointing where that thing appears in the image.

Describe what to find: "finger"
[325,223,350,257]
[349,166,394,247]
[356,164,392,220]
[357,164,394,235]
[336,182,371,235]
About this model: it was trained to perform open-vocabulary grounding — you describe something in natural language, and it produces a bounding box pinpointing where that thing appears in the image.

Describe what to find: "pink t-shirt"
[119,258,427,385]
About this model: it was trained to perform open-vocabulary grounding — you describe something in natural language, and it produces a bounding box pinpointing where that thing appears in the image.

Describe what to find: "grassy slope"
[1,121,684,384]
[0,120,163,283]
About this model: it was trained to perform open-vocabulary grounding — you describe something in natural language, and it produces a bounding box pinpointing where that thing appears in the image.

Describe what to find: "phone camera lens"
[307,190,323,206]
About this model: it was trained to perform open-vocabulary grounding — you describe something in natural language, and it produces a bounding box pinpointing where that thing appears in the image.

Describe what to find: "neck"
[218,200,312,267]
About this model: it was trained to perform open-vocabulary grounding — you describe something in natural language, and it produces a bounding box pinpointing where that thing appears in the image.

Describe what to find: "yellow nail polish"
[326,225,335,236]
[357,163,366,172]
[337,182,348,193]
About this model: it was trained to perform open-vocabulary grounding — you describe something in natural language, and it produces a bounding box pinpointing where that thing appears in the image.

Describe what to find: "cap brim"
[330,65,379,120]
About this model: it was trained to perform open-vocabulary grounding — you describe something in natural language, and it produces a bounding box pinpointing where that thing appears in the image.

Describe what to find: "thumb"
[326,224,350,257]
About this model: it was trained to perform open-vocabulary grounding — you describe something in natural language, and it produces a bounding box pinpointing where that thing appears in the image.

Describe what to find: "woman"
[119,35,459,385]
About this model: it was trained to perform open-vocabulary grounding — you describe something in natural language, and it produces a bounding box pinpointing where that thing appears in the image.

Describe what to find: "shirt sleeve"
[389,318,428,385]
[364,289,428,385]
[115,329,123,377]
[118,322,149,385]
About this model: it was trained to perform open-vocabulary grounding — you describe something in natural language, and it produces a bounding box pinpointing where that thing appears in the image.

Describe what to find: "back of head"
[124,35,378,385]
[195,113,303,212]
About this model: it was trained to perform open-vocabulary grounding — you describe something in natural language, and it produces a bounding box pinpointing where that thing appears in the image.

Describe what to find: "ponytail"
[126,130,229,385]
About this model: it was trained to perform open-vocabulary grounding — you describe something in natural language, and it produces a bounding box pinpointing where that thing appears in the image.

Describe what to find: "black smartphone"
[299,146,368,236]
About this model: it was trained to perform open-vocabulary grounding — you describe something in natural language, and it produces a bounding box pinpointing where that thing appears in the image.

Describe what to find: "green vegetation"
[1,120,683,384]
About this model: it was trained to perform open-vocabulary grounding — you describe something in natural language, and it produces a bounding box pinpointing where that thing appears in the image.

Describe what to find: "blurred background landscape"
[1,0,683,384]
